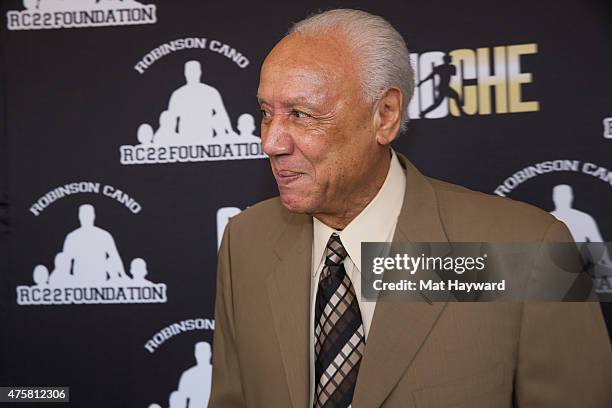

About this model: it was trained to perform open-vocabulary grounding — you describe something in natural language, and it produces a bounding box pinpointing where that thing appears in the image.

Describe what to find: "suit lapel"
[353,154,451,407]
[265,212,313,408]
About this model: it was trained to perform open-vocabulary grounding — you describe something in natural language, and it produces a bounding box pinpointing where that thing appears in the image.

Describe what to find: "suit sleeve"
[514,220,612,407]
[209,218,247,407]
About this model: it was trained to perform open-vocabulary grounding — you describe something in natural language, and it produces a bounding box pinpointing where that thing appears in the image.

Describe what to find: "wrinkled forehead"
[258,32,360,105]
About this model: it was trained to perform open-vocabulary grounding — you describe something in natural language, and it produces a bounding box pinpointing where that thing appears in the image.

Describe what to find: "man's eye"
[260,110,270,119]
[292,110,309,118]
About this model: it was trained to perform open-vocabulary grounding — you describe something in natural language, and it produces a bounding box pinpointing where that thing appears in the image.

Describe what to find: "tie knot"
[324,233,348,266]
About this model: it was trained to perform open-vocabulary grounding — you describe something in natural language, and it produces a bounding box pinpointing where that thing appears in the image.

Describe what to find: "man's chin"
[278,193,313,214]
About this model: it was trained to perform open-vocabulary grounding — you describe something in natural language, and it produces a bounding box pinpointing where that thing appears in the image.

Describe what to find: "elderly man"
[210,9,612,408]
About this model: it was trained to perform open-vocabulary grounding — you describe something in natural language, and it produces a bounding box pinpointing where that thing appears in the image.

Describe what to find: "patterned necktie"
[314,233,365,408]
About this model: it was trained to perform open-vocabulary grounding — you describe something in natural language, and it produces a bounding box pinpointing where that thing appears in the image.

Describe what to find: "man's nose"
[262,116,294,156]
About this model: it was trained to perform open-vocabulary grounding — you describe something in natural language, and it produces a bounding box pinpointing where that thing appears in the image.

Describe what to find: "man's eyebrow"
[256,95,317,107]
[283,97,315,107]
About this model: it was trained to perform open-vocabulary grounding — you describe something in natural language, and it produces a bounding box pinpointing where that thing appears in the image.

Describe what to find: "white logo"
[148,342,212,408]
[120,59,266,164]
[17,184,168,305]
[551,184,608,244]
[7,0,157,30]
[494,161,612,294]
[604,117,612,139]
[145,320,214,408]
[550,184,612,269]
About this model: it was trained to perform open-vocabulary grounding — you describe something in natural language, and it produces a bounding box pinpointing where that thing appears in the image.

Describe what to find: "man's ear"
[373,87,403,146]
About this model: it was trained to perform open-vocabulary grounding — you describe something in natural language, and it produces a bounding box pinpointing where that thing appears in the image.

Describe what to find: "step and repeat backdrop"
[1,0,610,406]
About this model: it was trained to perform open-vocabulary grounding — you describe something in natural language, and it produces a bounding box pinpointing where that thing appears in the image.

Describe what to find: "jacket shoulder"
[226,196,288,244]
[428,177,560,241]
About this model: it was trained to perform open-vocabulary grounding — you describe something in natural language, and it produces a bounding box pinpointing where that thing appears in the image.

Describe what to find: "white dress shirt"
[309,149,406,402]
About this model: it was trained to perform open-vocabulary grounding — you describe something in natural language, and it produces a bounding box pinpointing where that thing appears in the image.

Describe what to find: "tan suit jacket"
[210,154,612,407]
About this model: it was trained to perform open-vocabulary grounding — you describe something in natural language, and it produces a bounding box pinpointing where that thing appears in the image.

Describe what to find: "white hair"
[289,9,414,132]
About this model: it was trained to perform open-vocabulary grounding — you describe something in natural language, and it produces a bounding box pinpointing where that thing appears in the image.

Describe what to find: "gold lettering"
[507,43,539,113]
[477,46,508,114]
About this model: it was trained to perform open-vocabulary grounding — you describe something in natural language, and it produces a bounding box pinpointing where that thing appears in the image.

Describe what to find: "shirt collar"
[313,149,406,274]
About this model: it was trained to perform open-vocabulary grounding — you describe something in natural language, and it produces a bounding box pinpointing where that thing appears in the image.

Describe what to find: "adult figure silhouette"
[62,204,126,285]
[167,60,235,144]
[417,53,465,118]
[176,342,212,408]
[550,184,611,265]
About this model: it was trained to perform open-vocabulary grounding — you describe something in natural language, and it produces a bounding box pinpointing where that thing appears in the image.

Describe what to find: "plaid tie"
[313,233,365,408]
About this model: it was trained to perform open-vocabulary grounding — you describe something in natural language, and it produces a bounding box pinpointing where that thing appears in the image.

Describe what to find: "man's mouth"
[276,170,303,185]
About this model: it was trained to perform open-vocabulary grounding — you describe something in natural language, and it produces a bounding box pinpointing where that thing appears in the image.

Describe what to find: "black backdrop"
[1,0,610,407]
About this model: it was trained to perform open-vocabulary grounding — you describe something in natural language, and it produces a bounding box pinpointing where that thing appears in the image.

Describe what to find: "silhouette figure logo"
[120,60,266,164]
[416,53,465,118]
[551,184,608,245]
[148,341,212,408]
[550,184,612,275]
[16,204,167,305]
